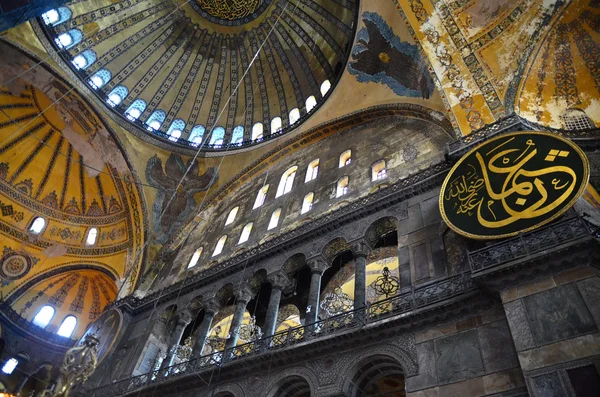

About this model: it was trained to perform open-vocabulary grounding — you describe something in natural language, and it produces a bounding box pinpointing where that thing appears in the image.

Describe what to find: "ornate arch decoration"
[363,217,399,248]
[282,253,306,277]
[211,382,245,397]
[265,366,319,397]
[322,238,350,263]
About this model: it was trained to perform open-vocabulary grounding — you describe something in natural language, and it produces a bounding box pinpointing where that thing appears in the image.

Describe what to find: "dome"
[39,0,358,151]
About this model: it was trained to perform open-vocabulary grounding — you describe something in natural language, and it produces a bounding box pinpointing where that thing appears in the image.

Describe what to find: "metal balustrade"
[90,273,473,396]
[468,217,594,274]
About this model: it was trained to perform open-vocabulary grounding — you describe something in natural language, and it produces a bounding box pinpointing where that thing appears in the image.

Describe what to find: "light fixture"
[238,315,262,342]
[370,267,399,298]
[206,326,226,353]
[320,286,353,317]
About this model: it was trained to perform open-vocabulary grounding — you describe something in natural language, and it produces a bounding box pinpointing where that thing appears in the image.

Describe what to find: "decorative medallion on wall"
[78,308,123,364]
[193,0,268,23]
[440,131,589,239]
[0,252,32,281]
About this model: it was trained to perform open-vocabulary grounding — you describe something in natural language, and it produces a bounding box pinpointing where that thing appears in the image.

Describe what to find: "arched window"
[320,80,331,97]
[289,108,300,125]
[1,358,18,374]
[189,125,205,147]
[72,50,97,70]
[271,117,282,134]
[339,150,352,168]
[125,99,146,121]
[89,69,111,89]
[267,208,282,230]
[306,96,317,113]
[301,192,314,214]
[276,166,297,198]
[57,316,77,338]
[188,248,203,269]
[231,126,244,145]
[305,159,319,183]
[107,86,128,107]
[56,29,82,49]
[213,235,227,257]
[209,126,225,147]
[372,160,387,181]
[238,223,253,244]
[253,185,269,209]
[33,305,55,328]
[563,108,594,130]
[146,110,166,131]
[336,176,349,197]
[29,217,46,234]
[167,119,185,142]
[42,7,71,26]
[85,227,98,246]
[252,123,264,141]
[225,207,239,226]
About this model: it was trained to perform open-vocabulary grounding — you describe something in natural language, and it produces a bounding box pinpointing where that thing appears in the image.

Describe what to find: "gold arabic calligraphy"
[196,0,262,20]
[444,137,577,229]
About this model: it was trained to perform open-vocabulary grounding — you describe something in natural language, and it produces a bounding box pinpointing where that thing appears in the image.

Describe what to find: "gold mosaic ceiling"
[39,0,358,150]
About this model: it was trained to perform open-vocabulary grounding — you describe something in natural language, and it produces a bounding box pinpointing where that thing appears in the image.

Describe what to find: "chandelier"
[174,337,194,361]
[206,326,227,353]
[238,315,263,342]
[320,286,353,317]
[370,267,399,298]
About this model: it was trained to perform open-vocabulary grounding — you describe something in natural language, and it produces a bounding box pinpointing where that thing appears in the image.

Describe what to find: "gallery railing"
[90,272,474,396]
[468,217,595,274]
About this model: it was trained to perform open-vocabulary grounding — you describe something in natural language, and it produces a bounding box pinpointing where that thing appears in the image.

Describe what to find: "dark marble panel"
[504,299,536,351]
[397,204,424,236]
[412,242,430,281]
[421,196,442,226]
[406,340,437,392]
[529,372,565,397]
[578,277,600,329]
[398,246,412,289]
[435,329,485,384]
[478,320,520,373]
[430,235,447,278]
[523,284,598,346]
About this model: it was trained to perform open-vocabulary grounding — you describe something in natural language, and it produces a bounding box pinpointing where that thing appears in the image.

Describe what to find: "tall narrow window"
[188,248,203,269]
[268,208,282,230]
[563,108,594,130]
[289,108,300,125]
[167,119,185,142]
[57,316,77,338]
[146,110,166,131]
[231,126,244,145]
[55,29,82,49]
[276,166,297,198]
[72,50,97,70]
[2,358,18,374]
[253,185,269,209]
[107,86,128,107]
[209,127,225,147]
[320,80,331,97]
[301,192,314,214]
[125,99,146,121]
[336,176,349,197]
[213,235,227,257]
[305,96,317,113]
[271,117,282,134]
[29,217,46,234]
[89,69,111,89]
[305,159,319,183]
[238,223,253,244]
[339,150,352,168]
[252,122,264,141]
[33,305,55,328]
[372,160,387,181]
[189,125,205,147]
[85,227,98,246]
[225,207,239,226]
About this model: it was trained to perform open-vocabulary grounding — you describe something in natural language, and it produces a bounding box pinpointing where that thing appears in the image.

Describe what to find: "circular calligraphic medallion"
[0,253,32,280]
[78,308,123,364]
[440,131,589,239]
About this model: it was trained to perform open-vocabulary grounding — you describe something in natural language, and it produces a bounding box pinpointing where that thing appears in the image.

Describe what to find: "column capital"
[307,256,329,275]
[176,310,193,326]
[351,240,371,259]
[203,298,221,314]
[268,272,290,290]
[234,285,254,303]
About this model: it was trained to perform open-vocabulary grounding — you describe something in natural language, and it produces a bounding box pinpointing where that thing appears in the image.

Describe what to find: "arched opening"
[210,126,225,147]
[55,29,82,49]
[167,119,185,142]
[305,96,317,113]
[320,80,331,97]
[276,166,298,197]
[213,235,227,257]
[345,355,405,397]
[336,176,349,197]
[189,125,206,146]
[72,50,97,70]
[238,223,253,244]
[146,110,166,131]
[32,305,55,328]
[305,159,319,183]
[371,160,387,181]
[339,150,352,168]
[57,315,77,338]
[231,125,244,145]
[29,217,46,234]
[301,192,314,214]
[187,248,203,269]
[289,108,300,125]
[125,99,146,121]
[271,376,311,397]
[89,69,111,89]
[107,86,128,107]
[225,207,239,226]
[271,117,282,134]
[42,7,72,26]
[253,185,269,209]
[85,227,98,246]
[252,122,264,141]
[562,108,594,130]
[268,208,282,230]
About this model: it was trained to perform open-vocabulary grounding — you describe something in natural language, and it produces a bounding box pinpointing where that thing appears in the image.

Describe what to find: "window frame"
[56,315,77,338]
[187,247,203,269]
[301,192,314,214]
[253,185,269,209]
[212,235,227,257]
[339,150,352,168]
[238,223,253,244]
[305,159,319,183]
[267,208,282,231]
[336,176,349,198]
[276,166,298,198]
[32,305,55,328]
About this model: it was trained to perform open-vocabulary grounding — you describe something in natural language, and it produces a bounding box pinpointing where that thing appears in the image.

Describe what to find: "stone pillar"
[224,287,253,351]
[263,273,290,337]
[306,258,329,327]
[13,372,30,396]
[191,299,220,359]
[160,310,192,368]
[352,241,371,311]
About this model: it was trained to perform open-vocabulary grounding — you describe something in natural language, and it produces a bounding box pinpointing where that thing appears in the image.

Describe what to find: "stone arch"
[282,253,306,277]
[363,217,398,248]
[322,238,350,263]
[265,366,318,397]
[212,382,245,397]
[343,354,406,397]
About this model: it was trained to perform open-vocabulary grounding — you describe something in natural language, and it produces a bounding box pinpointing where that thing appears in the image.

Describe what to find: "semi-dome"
[39,0,358,151]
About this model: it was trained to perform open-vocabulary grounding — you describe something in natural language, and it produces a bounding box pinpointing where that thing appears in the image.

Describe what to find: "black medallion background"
[440,132,589,239]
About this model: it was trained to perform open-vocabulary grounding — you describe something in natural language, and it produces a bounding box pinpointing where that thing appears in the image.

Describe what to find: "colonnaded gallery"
[0,0,598,396]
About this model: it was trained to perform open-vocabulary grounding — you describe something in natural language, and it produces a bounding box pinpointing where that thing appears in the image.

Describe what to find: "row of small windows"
[28,217,98,245]
[32,305,78,338]
[188,157,388,268]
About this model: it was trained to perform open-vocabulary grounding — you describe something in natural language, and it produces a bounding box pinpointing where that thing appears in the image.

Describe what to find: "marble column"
[352,241,370,323]
[306,258,329,327]
[224,287,253,351]
[191,300,220,359]
[263,273,290,337]
[161,310,192,368]
[13,372,30,396]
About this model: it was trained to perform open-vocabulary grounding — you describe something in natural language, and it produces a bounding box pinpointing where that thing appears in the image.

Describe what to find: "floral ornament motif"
[402,144,419,164]
[0,247,38,285]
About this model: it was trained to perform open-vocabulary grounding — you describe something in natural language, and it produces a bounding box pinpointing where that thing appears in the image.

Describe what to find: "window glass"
[336,176,349,197]
[276,166,297,197]
[252,123,264,141]
[267,208,282,230]
[86,228,98,246]
[107,86,128,107]
[301,192,314,214]
[33,305,55,328]
[89,69,111,89]
[146,110,166,131]
[1,358,18,375]
[42,9,60,24]
[339,150,352,168]
[57,316,77,338]
[56,29,82,49]
[372,160,387,181]
[271,117,282,134]
[188,248,203,269]
[126,99,146,121]
[167,119,185,142]
[231,126,244,145]
[563,108,594,130]
[225,207,239,226]
[209,127,225,147]
[72,50,96,70]
[29,217,46,234]
[305,96,317,113]
[238,223,253,244]
[305,159,319,183]
[213,236,227,256]
[253,185,269,209]
[189,125,205,146]
[320,80,331,96]
[289,108,300,125]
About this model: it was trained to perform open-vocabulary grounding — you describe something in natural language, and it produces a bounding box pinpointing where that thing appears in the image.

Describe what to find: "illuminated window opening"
[210,127,225,147]
[33,305,55,328]
[238,223,253,244]
[320,80,331,97]
[267,208,282,230]
[188,248,203,269]
[125,99,146,121]
[231,126,244,145]
[252,123,264,141]
[563,108,594,130]
[189,125,205,147]
[305,96,317,113]
[29,217,46,234]
[72,50,96,70]
[276,166,297,198]
[301,192,314,214]
[89,69,111,89]
[42,7,71,26]
[225,207,239,226]
[305,159,319,183]
[253,185,269,209]
[56,29,82,49]
[339,150,352,168]
[372,160,387,181]
[271,117,282,134]
[57,316,77,338]
[1,358,18,375]
[145,110,166,132]
[107,86,128,107]
[213,235,227,257]
[85,227,98,246]
[289,108,300,125]
[167,119,185,142]
[336,176,349,197]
